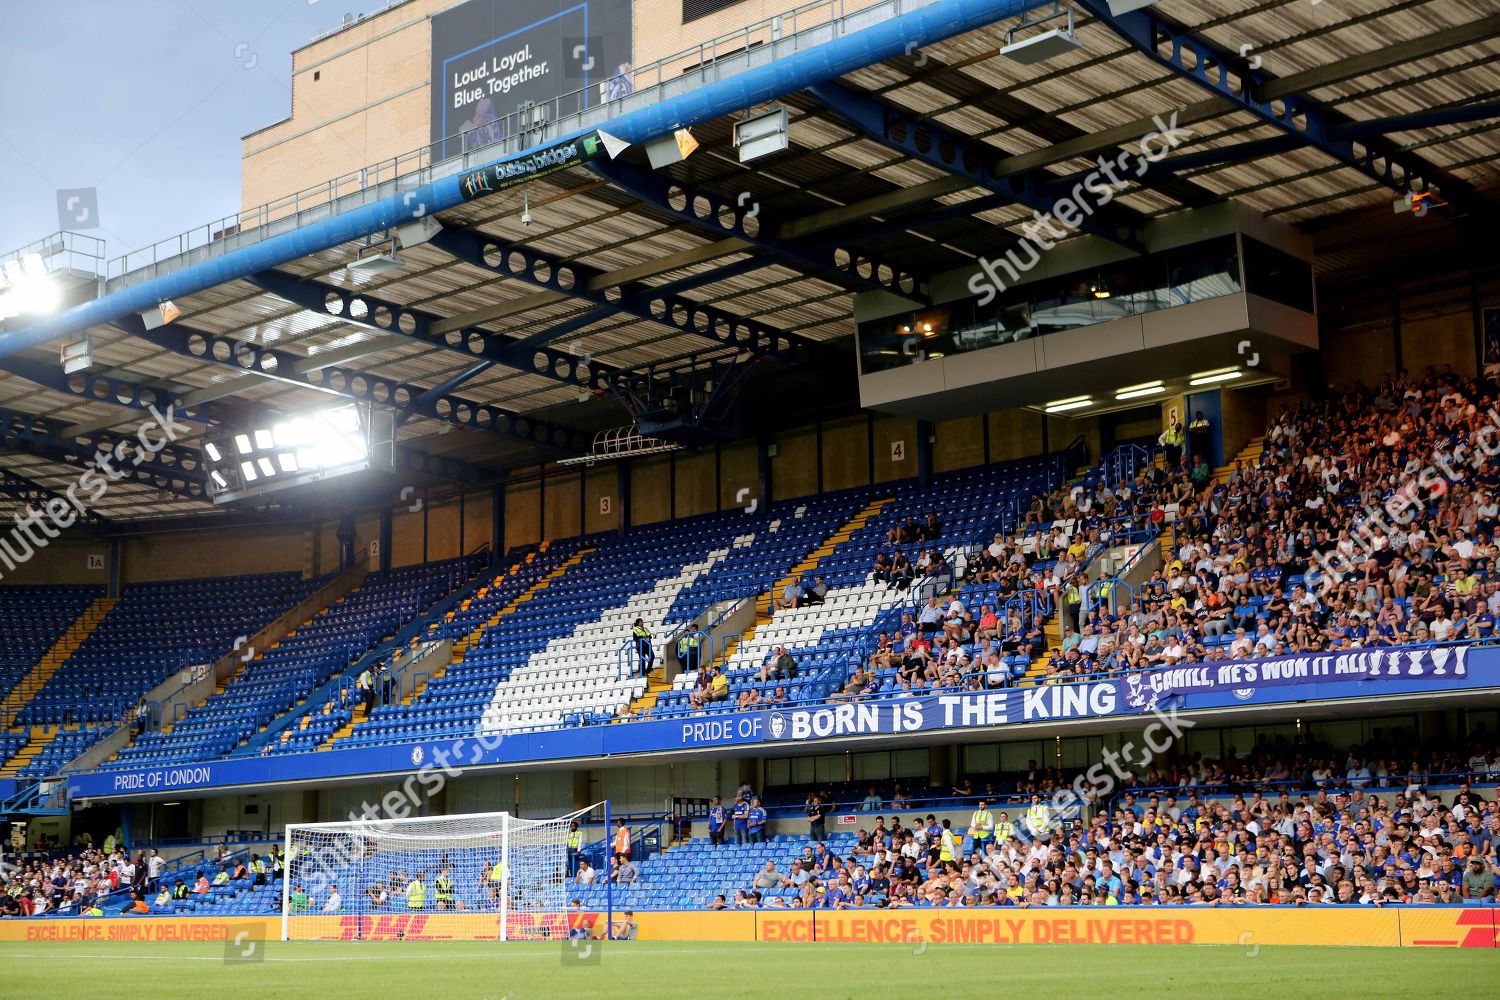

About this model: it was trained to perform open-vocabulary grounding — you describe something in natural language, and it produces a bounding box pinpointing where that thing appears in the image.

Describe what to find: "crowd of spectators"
[982,367,1500,684]
[710,736,1500,908]
[1,838,285,918]
[0,841,165,917]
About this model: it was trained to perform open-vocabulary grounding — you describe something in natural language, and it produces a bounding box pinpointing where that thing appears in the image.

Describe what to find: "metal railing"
[0,230,106,276]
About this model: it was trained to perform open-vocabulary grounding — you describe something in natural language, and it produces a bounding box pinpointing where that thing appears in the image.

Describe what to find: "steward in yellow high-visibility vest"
[938,819,956,864]
[678,632,702,672]
[486,858,506,902]
[1026,797,1051,838]
[631,619,654,677]
[406,877,426,909]
[994,815,1016,843]
[435,872,455,910]
[969,802,994,844]
[567,821,583,876]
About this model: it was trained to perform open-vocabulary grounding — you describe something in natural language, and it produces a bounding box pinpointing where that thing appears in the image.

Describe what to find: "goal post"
[281,804,602,941]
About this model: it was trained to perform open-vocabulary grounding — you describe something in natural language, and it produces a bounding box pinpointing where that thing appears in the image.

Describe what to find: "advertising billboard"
[430,0,634,159]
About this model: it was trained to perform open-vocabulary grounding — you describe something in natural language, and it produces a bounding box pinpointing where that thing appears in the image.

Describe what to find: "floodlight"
[60,337,93,374]
[734,107,790,163]
[0,253,59,320]
[205,442,222,462]
[346,242,404,276]
[1002,4,1084,65]
[1044,396,1092,412]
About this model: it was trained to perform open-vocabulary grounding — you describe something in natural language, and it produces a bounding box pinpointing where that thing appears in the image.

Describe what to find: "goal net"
[282,806,595,941]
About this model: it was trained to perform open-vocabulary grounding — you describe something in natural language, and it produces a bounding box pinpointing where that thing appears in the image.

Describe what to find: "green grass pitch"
[1,940,1493,999]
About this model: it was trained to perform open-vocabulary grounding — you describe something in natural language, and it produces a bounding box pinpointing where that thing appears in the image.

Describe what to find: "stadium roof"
[0,0,1495,522]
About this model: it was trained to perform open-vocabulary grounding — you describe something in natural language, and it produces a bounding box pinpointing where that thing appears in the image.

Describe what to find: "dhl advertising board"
[4,908,1495,947]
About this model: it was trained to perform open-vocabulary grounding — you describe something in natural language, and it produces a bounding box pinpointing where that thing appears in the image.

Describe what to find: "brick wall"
[242,0,888,209]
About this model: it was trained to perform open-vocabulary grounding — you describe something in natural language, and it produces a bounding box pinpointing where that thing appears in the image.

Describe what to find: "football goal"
[282,804,601,941]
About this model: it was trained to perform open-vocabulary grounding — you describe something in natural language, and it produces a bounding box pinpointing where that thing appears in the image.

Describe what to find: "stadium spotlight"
[1115,380,1163,400]
[1002,4,1083,65]
[734,106,790,163]
[645,128,700,169]
[138,299,181,330]
[204,404,372,504]
[1044,395,1092,412]
[1188,367,1243,386]
[60,336,93,374]
[1393,191,1445,217]
[346,240,404,276]
[0,252,59,320]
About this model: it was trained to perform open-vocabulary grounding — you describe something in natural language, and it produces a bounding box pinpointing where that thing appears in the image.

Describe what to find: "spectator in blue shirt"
[731,796,750,846]
[707,795,728,847]
[747,797,768,843]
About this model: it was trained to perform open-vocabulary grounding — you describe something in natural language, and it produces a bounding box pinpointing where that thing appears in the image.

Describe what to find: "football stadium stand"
[112,554,488,766]
[2,0,1500,963]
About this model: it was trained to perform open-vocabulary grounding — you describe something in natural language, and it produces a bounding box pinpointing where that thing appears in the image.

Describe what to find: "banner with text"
[431,0,633,159]
[66,646,1493,802]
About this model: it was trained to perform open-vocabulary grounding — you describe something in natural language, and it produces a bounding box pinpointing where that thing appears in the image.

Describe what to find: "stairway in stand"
[319,545,593,749]
[624,496,895,719]
[1156,435,1265,566]
[1,595,115,729]
[754,497,894,621]
[0,726,55,778]
[1019,617,1062,685]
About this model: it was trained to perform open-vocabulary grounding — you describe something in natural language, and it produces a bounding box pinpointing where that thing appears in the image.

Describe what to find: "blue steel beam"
[587,159,930,301]
[9,328,492,484]
[113,315,593,454]
[502,255,772,356]
[1330,102,1500,139]
[807,80,1148,253]
[0,403,208,502]
[1106,135,1302,185]
[0,356,227,427]
[0,467,108,524]
[243,269,620,394]
[0,0,1044,360]
[426,226,819,364]
[1078,0,1487,221]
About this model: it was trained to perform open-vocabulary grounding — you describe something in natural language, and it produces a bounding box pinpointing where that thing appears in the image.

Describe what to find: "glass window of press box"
[858,234,1310,374]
